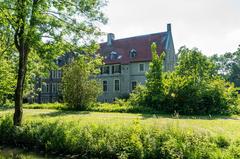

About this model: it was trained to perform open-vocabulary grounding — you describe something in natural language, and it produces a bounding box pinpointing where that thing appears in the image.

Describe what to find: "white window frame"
[103,80,108,92]
[139,63,145,72]
[101,66,110,74]
[112,64,121,74]
[114,79,120,92]
[131,81,137,91]
[52,83,57,93]
[41,83,49,93]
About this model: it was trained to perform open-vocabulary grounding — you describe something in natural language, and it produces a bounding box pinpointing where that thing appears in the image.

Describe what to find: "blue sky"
[100,0,240,56]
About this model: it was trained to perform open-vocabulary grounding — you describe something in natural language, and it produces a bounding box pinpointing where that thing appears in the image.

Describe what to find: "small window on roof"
[129,49,137,58]
[109,51,118,60]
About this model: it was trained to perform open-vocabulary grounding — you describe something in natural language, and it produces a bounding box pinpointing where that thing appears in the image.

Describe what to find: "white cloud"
[101,0,240,55]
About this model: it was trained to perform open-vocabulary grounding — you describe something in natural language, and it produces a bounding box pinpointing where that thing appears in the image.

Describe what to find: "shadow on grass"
[38,110,90,117]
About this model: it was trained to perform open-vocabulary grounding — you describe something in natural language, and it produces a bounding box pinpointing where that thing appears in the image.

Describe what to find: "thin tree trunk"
[13,0,36,126]
[14,52,28,126]
[13,24,29,126]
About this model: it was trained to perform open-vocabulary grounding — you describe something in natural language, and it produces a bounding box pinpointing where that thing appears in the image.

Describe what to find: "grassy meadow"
[1,108,240,139]
[1,106,240,158]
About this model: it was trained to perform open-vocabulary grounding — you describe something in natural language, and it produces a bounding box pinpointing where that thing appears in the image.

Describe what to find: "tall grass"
[22,102,160,114]
[1,114,240,158]
[23,103,67,110]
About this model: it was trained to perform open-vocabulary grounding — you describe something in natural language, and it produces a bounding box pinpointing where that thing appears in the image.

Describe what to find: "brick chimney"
[107,33,115,46]
[167,23,171,32]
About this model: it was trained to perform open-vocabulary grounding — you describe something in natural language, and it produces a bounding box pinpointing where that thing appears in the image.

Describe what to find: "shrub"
[161,73,238,115]
[129,46,239,115]
[0,114,238,158]
[23,103,67,110]
[88,102,158,114]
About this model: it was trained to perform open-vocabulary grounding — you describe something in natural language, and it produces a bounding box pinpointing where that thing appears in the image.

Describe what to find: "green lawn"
[1,108,240,140]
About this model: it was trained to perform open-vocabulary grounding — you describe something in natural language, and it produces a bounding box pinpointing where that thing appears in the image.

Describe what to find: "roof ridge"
[100,31,168,44]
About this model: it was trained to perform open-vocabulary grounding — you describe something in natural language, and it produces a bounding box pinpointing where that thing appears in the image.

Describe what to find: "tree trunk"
[14,52,28,126]
[13,0,37,126]
[13,29,29,126]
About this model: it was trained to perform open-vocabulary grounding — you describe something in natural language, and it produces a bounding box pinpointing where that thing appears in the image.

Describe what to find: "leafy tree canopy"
[0,0,107,125]
[211,46,240,87]
[62,55,102,110]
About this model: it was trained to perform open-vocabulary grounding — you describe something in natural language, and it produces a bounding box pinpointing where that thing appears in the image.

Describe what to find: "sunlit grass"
[1,108,240,140]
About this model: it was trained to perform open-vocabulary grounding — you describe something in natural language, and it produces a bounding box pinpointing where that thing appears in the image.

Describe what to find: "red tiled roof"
[98,32,168,64]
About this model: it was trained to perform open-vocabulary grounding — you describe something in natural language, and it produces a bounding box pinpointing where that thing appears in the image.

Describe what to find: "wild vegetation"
[1,110,240,158]
[129,45,239,115]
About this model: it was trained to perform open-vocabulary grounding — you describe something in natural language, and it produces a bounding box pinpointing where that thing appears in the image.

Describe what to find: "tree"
[161,47,238,115]
[62,56,102,110]
[211,46,240,87]
[0,0,107,125]
[129,43,165,108]
[145,43,165,108]
[176,46,217,83]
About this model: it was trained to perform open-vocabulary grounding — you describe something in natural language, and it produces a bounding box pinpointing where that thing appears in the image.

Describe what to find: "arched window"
[129,49,137,58]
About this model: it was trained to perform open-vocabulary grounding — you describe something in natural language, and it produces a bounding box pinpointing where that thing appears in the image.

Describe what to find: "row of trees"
[129,44,239,115]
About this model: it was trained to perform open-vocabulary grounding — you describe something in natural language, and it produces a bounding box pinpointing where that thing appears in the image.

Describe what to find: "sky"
[100,0,240,56]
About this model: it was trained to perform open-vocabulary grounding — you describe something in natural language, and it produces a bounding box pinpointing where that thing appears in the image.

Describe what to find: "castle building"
[34,24,176,103]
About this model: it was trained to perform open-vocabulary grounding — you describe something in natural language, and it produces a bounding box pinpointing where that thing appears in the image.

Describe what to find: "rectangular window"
[42,83,49,93]
[52,83,57,93]
[139,64,145,72]
[57,70,62,78]
[131,81,137,91]
[101,66,110,74]
[52,70,58,78]
[46,84,49,93]
[103,81,108,92]
[112,65,121,74]
[114,79,120,91]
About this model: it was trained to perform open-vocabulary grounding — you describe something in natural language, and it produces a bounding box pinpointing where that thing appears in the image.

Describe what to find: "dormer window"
[109,51,118,60]
[129,49,137,58]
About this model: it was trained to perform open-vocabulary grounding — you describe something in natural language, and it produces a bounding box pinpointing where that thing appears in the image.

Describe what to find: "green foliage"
[129,43,165,109]
[211,46,240,87]
[1,114,240,158]
[0,57,16,105]
[0,0,108,125]
[162,73,238,115]
[176,46,217,81]
[161,47,238,115]
[88,102,158,113]
[145,43,165,108]
[62,56,102,110]
[129,85,148,107]
[130,45,239,115]
[23,103,66,110]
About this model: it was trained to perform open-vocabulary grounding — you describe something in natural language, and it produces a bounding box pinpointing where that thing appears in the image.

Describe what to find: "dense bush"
[129,46,239,115]
[161,73,238,115]
[88,100,159,114]
[23,103,67,110]
[0,114,239,158]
